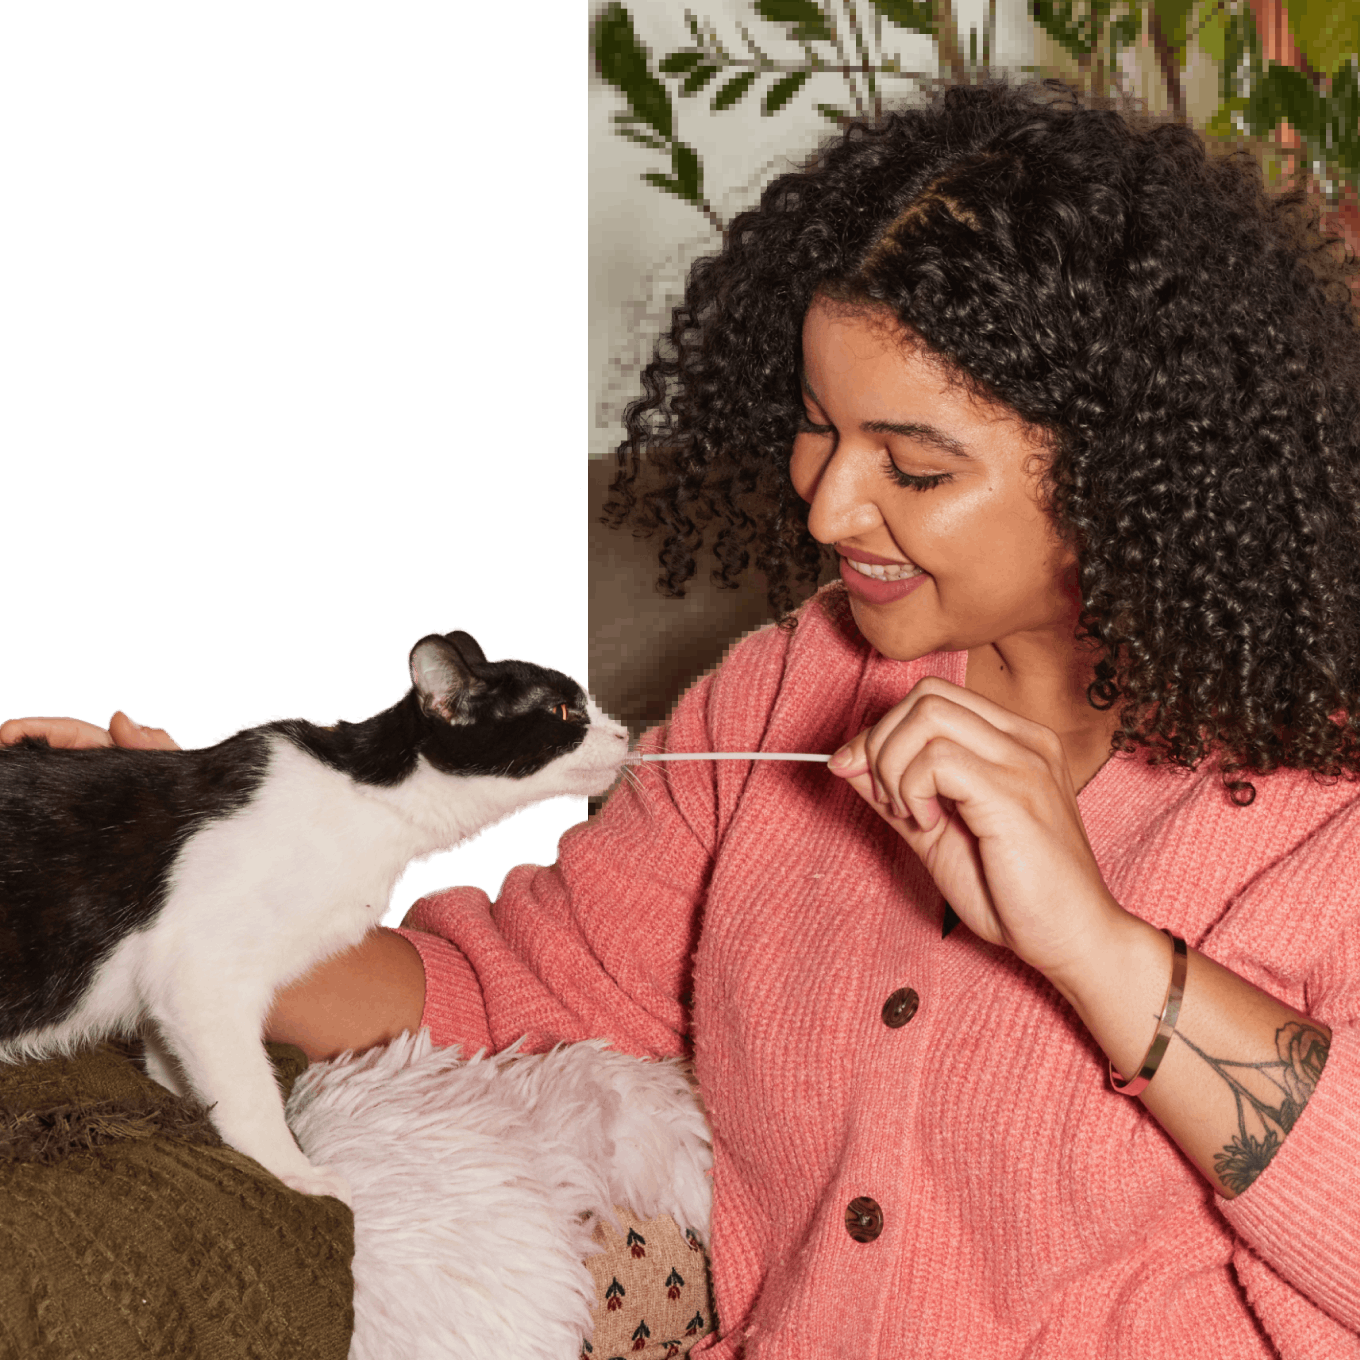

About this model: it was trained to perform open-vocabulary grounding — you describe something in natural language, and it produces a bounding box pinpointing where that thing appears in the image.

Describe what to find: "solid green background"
[5,5,587,930]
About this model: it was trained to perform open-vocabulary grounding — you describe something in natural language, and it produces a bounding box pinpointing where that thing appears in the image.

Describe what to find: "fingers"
[837,677,1060,767]
[109,711,181,751]
[831,746,938,829]
[828,685,1073,847]
[831,679,1068,816]
[0,716,115,749]
[0,713,180,751]
[878,697,1042,820]
[839,765,939,837]
[841,732,993,835]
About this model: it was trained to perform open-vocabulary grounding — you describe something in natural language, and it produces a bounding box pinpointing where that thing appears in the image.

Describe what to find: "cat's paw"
[278,1163,353,1207]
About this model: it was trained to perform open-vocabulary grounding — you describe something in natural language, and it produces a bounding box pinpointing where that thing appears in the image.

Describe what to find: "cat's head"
[407,631,627,795]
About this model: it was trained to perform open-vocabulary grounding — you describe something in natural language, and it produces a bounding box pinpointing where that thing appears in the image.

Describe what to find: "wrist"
[1041,906,1171,1055]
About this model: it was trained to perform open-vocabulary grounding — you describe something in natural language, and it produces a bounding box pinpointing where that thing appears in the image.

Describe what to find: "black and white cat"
[0,630,629,1204]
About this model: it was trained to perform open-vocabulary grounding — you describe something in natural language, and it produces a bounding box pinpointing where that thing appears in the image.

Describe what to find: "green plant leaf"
[592,3,673,139]
[1029,0,1094,59]
[659,50,704,75]
[870,0,934,34]
[1287,0,1360,79]
[754,0,833,43]
[1153,0,1195,54]
[763,69,812,114]
[670,142,703,203]
[642,171,699,205]
[1245,63,1325,143]
[1198,6,1228,64]
[816,101,852,123]
[682,63,721,95]
[1328,61,1360,178]
[615,125,671,153]
[1111,11,1141,52]
[1203,95,1247,140]
[712,70,759,111]
[1218,7,1256,104]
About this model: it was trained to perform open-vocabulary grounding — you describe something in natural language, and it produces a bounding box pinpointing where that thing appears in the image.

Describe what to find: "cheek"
[897,482,1060,596]
[932,492,1072,610]
[891,481,995,567]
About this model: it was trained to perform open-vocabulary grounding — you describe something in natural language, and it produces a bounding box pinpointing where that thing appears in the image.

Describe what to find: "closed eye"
[798,408,951,491]
[886,460,953,492]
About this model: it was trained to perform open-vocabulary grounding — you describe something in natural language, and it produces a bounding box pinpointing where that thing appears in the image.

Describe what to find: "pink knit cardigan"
[396,585,1360,1358]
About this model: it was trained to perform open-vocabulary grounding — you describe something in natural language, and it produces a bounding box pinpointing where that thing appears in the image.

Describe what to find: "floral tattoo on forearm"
[1173,1021,1330,1195]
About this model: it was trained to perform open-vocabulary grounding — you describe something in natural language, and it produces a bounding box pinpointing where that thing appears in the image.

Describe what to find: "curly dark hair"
[604,80,1360,800]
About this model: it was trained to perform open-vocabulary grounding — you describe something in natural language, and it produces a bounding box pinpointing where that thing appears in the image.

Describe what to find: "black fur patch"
[0,732,270,1040]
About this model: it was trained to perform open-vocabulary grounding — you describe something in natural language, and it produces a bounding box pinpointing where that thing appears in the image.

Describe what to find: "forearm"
[1047,910,1331,1198]
[264,926,426,1063]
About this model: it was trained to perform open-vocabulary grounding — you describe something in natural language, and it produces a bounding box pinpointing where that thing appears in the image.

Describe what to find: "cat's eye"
[552,703,570,721]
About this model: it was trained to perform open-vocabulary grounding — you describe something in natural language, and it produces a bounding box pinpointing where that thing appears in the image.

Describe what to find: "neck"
[964,632,1118,791]
[269,693,426,788]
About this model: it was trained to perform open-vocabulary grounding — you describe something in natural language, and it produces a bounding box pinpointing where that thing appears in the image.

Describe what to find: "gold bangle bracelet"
[1109,930,1188,1098]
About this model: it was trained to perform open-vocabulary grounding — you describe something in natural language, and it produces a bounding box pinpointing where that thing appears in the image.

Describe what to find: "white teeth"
[846,557,922,581]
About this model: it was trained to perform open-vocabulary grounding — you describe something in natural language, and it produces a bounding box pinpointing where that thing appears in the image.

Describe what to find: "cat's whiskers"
[615,762,660,823]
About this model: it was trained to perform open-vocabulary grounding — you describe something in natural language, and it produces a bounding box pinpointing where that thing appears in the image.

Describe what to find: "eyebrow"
[800,374,972,458]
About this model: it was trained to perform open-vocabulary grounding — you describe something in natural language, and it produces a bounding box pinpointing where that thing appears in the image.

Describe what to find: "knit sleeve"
[1204,794,1360,1335]
[1219,1026,1360,1339]
[393,618,795,1061]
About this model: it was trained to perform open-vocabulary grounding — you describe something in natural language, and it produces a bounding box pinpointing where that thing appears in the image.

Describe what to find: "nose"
[794,439,886,547]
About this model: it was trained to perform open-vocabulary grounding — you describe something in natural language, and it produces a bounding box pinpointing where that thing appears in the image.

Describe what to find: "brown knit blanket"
[0,1039,353,1360]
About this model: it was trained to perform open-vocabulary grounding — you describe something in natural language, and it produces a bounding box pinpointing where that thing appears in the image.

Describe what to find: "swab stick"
[633,752,832,762]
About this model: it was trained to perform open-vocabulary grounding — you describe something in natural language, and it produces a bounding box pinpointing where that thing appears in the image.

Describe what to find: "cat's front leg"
[139,1022,188,1096]
[146,991,353,1206]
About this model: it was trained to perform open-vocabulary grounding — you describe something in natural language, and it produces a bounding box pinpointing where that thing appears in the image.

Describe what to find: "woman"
[9,83,1359,1354]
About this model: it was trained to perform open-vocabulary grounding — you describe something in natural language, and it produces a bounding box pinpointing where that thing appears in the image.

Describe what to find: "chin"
[845,598,941,663]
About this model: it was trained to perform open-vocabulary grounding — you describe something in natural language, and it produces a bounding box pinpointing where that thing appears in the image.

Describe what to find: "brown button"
[845,1197,883,1243]
[881,987,919,1028]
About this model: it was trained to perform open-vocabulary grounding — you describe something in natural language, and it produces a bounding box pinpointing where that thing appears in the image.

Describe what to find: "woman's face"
[790,295,1078,663]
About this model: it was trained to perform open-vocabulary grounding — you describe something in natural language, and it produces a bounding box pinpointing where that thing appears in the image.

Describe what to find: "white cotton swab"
[633,752,832,762]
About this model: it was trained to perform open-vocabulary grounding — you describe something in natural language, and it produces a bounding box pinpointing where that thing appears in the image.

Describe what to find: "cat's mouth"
[560,730,630,794]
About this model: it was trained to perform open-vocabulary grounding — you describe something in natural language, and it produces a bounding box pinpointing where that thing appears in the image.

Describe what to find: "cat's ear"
[440,625,489,669]
[409,635,484,723]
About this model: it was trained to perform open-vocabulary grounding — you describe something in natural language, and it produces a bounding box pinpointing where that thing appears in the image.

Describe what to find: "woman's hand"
[0,712,180,751]
[828,676,1124,989]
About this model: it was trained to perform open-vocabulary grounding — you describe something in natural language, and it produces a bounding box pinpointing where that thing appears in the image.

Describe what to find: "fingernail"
[828,746,852,769]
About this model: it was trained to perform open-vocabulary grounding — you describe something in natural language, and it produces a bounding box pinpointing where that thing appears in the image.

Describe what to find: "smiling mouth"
[842,557,923,582]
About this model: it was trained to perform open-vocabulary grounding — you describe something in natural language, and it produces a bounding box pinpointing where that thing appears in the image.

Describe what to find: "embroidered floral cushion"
[583,1207,716,1358]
